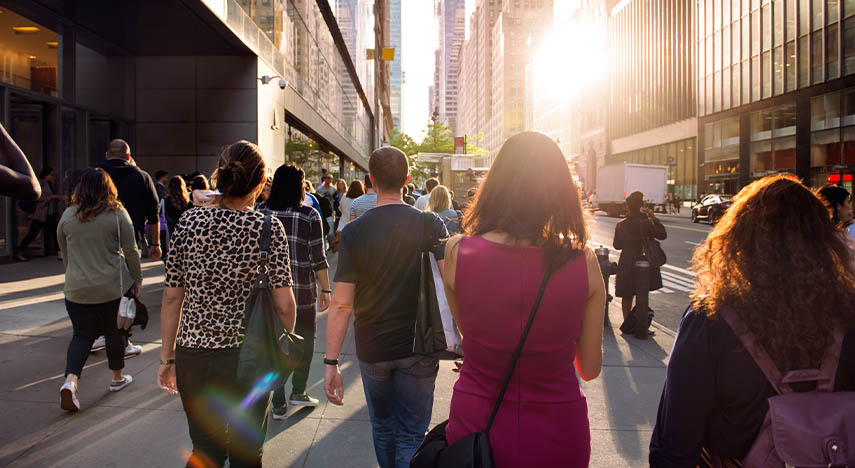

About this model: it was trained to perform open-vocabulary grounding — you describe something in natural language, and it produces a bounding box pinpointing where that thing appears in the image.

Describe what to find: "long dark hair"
[692,176,855,371]
[345,179,365,199]
[267,164,305,210]
[463,131,588,271]
[72,168,123,223]
[168,176,189,209]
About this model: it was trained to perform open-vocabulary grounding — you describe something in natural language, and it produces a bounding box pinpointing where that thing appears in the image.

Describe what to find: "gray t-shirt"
[349,193,378,219]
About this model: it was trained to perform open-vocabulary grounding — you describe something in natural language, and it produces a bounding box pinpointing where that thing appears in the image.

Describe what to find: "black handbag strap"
[485,268,553,433]
[254,215,272,288]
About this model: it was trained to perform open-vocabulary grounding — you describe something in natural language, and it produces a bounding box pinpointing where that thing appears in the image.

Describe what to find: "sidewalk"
[0,255,673,467]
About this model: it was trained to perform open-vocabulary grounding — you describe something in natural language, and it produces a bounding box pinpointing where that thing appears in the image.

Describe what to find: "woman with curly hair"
[57,168,142,412]
[649,175,855,467]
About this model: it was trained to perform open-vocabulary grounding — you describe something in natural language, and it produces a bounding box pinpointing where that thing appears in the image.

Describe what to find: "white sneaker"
[60,381,80,412]
[109,374,133,392]
[124,341,142,357]
[90,336,106,353]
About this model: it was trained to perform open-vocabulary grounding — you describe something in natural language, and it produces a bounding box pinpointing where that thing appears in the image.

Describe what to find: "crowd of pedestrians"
[6,120,851,468]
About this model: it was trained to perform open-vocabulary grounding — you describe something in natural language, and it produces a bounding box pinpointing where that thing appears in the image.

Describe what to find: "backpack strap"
[718,307,844,393]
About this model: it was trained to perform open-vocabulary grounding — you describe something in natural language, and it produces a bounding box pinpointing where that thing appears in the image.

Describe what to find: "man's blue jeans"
[359,355,439,468]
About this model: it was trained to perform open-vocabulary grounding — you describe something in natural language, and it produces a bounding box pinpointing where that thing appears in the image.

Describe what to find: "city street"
[589,211,715,332]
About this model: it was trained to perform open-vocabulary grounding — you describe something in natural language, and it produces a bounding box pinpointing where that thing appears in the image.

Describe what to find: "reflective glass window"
[844,90,855,126]
[811,92,841,129]
[743,17,752,58]
[725,0,732,23]
[752,55,762,99]
[786,40,797,90]
[0,8,59,96]
[733,21,742,64]
[845,17,855,74]
[787,0,797,39]
[846,0,855,17]
[716,0,722,29]
[775,0,785,45]
[811,129,841,166]
[708,0,715,35]
[774,136,797,170]
[774,103,798,136]
[733,65,742,106]
[827,23,840,78]
[813,0,824,29]
[812,30,824,82]
[751,140,774,175]
[716,31,723,70]
[751,109,774,140]
[707,75,715,114]
[724,26,732,67]
[774,46,784,94]
[801,0,811,33]
[743,60,752,102]
[799,35,810,85]
[752,11,761,55]
[828,0,840,22]
[708,36,715,74]
[715,71,723,112]
[762,51,772,97]
[763,4,773,50]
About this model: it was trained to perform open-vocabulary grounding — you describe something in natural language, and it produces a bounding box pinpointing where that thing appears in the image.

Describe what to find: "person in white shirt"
[414,177,440,211]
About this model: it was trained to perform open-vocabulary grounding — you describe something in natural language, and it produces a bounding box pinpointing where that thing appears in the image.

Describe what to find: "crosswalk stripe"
[662,279,692,292]
[660,271,695,288]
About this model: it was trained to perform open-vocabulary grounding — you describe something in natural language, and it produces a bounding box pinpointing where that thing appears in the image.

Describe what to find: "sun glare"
[532,23,607,102]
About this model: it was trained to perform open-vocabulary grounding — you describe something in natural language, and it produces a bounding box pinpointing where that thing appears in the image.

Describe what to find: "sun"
[531,23,607,103]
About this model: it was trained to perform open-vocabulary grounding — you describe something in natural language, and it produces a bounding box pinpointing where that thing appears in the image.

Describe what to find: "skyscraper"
[389,0,403,131]
[436,0,466,134]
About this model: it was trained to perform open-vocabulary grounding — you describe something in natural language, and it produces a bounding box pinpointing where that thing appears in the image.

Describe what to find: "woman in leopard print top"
[158,141,297,468]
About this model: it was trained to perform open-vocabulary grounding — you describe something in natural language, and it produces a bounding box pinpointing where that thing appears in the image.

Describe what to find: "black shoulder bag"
[637,217,666,268]
[236,215,304,389]
[410,269,554,468]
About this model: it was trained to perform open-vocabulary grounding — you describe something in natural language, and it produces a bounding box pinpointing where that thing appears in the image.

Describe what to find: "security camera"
[278,78,288,90]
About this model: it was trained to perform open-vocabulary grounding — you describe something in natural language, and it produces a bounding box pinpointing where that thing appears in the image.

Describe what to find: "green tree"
[389,129,418,156]
[417,117,454,154]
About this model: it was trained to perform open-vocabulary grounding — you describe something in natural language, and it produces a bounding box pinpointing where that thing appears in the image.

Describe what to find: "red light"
[829,174,841,183]
[844,174,853,182]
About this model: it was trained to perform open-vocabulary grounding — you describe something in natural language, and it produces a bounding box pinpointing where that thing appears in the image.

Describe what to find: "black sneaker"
[288,393,319,407]
[271,405,288,420]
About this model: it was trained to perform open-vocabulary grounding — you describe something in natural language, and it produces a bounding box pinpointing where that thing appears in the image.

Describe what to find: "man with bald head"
[324,146,449,467]
[97,139,161,261]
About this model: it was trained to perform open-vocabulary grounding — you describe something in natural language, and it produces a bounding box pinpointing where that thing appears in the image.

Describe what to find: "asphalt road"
[588,212,715,332]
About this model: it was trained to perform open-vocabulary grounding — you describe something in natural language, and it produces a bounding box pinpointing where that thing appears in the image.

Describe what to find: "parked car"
[692,194,732,224]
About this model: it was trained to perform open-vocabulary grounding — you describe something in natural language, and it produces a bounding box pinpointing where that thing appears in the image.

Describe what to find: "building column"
[739,112,751,188]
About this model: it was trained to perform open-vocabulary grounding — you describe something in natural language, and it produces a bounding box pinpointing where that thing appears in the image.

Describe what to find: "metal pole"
[633,260,650,340]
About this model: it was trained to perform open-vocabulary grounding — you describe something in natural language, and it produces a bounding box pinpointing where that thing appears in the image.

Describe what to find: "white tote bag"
[116,213,136,330]
[428,252,463,355]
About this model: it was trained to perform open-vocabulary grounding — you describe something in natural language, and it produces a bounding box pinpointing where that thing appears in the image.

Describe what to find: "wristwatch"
[323,358,339,366]
[160,358,175,366]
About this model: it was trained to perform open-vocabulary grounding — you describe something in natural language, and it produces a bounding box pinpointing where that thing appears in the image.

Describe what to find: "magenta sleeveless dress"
[445,236,591,467]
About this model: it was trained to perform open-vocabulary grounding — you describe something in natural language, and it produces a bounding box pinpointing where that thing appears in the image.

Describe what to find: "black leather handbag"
[409,269,553,468]
[638,218,667,268]
[236,215,304,388]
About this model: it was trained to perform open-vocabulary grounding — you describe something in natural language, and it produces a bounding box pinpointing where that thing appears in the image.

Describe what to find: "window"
[743,60,751,102]
[828,0,840,22]
[733,21,742,64]
[0,8,59,96]
[724,67,732,109]
[786,40,797,91]
[774,0,785,46]
[812,92,841,129]
[762,51,772,97]
[752,11,761,55]
[827,23,839,78]
[763,4,773,50]
[846,0,855,17]
[752,55,761,100]
[774,46,784,94]
[786,0,797,40]
[799,35,810,85]
[751,108,774,140]
[845,17,855,74]
[743,18,751,58]
[813,0,824,29]
[812,30,824,82]
[733,65,742,106]
[801,0,811,33]
[725,26,732,67]
[716,31,723,70]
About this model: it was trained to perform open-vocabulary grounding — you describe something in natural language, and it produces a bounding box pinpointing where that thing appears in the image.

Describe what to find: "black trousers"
[64,298,124,377]
[18,214,58,254]
[271,306,316,406]
[175,346,271,468]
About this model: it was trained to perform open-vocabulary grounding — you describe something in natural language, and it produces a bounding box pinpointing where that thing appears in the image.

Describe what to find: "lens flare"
[241,372,278,409]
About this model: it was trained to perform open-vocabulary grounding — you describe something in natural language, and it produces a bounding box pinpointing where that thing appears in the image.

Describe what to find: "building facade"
[697,0,855,194]
[389,0,403,131]
[435,0,466,134]
[0,0,380,261]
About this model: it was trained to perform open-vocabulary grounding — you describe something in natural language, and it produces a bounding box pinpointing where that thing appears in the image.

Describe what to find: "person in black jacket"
[97,139,161,260]
[613,191,667,330]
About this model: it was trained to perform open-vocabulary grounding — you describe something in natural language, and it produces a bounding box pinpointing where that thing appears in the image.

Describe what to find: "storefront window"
[0,8,59,96]
[812,92,841,130]
[811,129,841,166]
[751,108,774,140]
[751,140,774,175]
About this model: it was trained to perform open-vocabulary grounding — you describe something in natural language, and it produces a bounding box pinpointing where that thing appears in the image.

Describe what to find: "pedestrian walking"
[650,175,855,467]
[302,180,322,214]
[817,184,854,228]
[613,191,667,335]
[255,178,272,208]
[403,184,416,206]
[333,178,347,233]
[154,170,168,201]
[427,185,460,234]
[97,139,161,260]
[260,164,331,418]
[414,177,439,211]
[164,176,191,236]
[57,168,142,412]
[335,179,364,250]
[440,131,605,468]
[158,140,297,468]
[0,122,40,200]
[324,147,449,468]
[14,166,64,262]
[190,174,213,207]
[349,173,377,220]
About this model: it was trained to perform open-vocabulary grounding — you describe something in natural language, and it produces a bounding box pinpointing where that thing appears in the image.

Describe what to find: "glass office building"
[0,0,377,261]
[697,0,855,193]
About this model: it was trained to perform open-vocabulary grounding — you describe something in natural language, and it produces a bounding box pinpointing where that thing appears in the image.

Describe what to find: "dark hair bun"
[214,141,266,198]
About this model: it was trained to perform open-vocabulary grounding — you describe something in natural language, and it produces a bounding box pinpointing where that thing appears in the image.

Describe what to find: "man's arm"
[141,171,162,259]
[324,282,355,406]
[0,124,40,200]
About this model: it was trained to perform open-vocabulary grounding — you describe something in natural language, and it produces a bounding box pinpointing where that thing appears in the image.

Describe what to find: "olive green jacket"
[57,206,143,304]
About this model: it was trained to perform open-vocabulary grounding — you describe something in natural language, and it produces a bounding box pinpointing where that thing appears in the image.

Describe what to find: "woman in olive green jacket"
[56,168,142,412]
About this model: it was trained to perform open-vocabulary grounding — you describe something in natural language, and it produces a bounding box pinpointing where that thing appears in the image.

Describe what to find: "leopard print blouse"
[165,207,292,349]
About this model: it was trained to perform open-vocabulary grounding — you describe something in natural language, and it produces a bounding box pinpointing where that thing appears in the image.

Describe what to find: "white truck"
[595,163,668,217]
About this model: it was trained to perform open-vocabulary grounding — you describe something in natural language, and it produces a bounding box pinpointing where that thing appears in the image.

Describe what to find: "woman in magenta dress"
[443,131,606,467]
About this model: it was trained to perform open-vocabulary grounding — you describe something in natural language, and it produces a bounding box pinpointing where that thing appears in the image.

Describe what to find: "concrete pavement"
[0,255,673,467]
